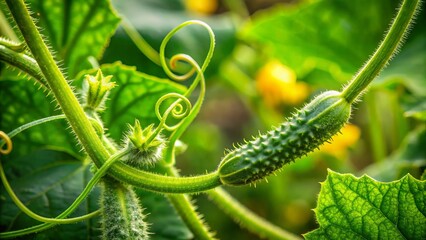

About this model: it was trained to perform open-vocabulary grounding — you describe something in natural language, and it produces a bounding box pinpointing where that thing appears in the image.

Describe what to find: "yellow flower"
[319,124,361,158]
[256,60,309,108]
[185,0,218,15]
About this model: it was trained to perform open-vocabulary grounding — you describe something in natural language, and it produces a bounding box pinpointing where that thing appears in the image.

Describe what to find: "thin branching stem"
[341,0,421,103]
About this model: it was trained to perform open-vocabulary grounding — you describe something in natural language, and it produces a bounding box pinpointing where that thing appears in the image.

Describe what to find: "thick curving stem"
[4,0,222,194]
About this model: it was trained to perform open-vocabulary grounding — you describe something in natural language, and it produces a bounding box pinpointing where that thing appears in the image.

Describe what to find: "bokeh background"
[103,0,425,238]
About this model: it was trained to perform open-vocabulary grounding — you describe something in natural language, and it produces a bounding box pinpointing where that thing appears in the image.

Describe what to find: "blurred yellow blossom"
[320,124,361,158]
[256,60,309,108]
[281,200,312,228]
[185,0,218,15]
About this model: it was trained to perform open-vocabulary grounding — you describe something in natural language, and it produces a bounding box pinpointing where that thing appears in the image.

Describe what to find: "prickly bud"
[124,119,164,167]
[83,69,116,111]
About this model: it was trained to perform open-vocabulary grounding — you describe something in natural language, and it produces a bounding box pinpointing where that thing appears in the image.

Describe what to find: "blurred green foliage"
[0,0,425,239]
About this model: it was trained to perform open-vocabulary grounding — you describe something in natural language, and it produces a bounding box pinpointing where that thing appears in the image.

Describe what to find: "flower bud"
[82,69,116,111]
[124,119,165,167]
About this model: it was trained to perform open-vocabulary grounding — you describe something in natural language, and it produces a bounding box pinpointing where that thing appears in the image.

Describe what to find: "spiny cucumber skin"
[218,91,351,186]
[100,177,149,240]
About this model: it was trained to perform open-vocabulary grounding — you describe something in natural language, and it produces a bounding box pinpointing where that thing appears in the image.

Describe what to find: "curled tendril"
[0,131,12,155]
[156,20,215,165]
[159,20,214,83]
[155,93,192,132]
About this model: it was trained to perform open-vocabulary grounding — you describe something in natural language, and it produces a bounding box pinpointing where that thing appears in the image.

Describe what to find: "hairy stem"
[5,0,111,169]
[0,159,101,224]
[0,43,47,88]
[208,188,302,240]
[165,167,215,240]
[341,0,421,103]
[120,17,161,66]
[4,0,222,194]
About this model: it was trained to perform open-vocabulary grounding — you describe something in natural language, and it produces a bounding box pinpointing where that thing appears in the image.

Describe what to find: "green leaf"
[305,170,426,240]
[0,79,80,157]
[0,149,100,239]
[26,0,120,77]
[241,0,399,87]
[75,62,186,140]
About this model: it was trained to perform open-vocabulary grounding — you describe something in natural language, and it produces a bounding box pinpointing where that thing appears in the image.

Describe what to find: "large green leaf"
[75,62,187,140]
[0,79,79,157]
[26,0,120,77]
[305,170,426,240]
[241,0,400,87]
[0,149,100,239]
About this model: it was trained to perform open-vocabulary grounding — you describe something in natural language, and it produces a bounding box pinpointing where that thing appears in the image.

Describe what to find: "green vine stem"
[0,148,126,239]
[167,193,215,240]
[164,167,216,240]
[0,159,101,224]
[159,20,214,165]
[341,0,421,103]
[0,43,48,89]
[121,18,188,74]
[0,114,101,150]
[208,188,301,240]
[4,0,222,194]
[153,21,217,238]
[0,115,213,238]
[120,17,161,66]
[0,38,26,52]
[93,117,215,238]
[4,0,111,171]
[0,146,129,225]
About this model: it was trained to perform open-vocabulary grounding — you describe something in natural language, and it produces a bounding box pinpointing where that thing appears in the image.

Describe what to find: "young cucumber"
[100,177,148,240]
[218,90,351,186]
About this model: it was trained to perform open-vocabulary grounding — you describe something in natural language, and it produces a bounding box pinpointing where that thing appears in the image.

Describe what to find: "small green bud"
[124,119,165,167]
[83,69,116,111]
